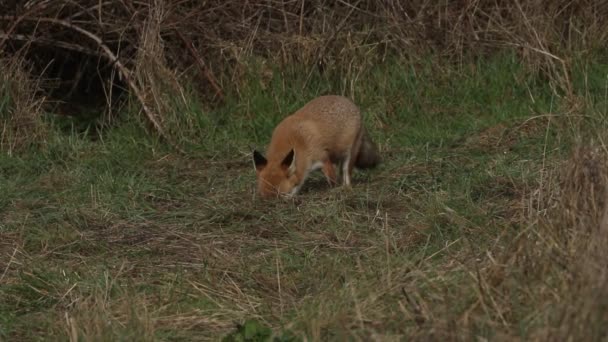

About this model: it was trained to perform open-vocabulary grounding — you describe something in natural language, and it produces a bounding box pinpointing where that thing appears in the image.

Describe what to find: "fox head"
[253,149,299,198]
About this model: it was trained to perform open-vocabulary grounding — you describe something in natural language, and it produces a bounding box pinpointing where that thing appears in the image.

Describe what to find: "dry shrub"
[0,55,46,153]
[547,142,608,340]
[489,140,608,339]
[1,1,606,139]
[381,0,607,95]
[132,1,195,143]
[555,144,608,239]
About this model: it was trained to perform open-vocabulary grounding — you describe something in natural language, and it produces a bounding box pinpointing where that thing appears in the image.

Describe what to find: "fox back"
[253,95,380,198]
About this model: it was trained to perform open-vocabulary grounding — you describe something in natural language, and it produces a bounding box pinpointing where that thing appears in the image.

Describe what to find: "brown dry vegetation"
[1,1,607,126]
[0,55,46,153]
[1,0,608,341]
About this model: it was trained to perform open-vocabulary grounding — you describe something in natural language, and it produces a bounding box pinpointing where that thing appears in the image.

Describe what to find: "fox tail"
[355,126,381,169]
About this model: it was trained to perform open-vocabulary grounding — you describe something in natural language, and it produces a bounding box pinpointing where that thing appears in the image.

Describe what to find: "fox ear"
[253,150,267,172]
[281,149,296,173]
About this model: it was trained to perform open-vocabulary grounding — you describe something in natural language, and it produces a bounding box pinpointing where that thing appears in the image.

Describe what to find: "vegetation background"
[1,0,608,340]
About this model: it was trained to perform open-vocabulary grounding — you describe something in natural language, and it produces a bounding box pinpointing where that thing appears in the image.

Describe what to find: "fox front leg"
[321,159,337,186]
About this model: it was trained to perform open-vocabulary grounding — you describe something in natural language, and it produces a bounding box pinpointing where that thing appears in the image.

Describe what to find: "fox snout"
[253,149,300,198]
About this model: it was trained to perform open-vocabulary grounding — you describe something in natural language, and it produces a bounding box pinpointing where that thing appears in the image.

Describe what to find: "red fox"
[252,95,381,198]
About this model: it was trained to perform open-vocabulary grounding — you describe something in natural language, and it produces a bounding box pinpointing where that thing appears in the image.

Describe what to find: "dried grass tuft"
[555,143,608,237]
[0,55,46,154]
[502,140,608,340]
[547,142,608,340]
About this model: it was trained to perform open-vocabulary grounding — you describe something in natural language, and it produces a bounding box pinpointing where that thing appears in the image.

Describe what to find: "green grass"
[1,53,607,340]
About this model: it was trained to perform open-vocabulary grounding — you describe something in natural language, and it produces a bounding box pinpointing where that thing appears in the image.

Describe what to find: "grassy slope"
[1,54,606,340]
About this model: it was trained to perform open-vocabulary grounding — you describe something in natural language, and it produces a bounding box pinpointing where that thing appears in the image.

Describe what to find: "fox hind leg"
[341,151,352,187]
[342,130,364,187]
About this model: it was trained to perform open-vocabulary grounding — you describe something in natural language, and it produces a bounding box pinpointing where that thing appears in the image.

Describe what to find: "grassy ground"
[1,54,607,341]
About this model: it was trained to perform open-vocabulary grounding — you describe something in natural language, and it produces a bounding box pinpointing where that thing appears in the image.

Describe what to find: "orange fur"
[253,95,380,198]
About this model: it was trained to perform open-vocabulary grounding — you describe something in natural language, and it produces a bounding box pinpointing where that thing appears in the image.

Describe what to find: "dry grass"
[3,116,607,340]
[1,1,606,139]
[0,55,46,153]
[1,142,607,340]
[544,142,608,340]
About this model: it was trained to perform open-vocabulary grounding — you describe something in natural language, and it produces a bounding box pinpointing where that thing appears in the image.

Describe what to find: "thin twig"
[0,1,50,50]
[174,29,224,102]
[0,247,18,284]
[0,33,100,56]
